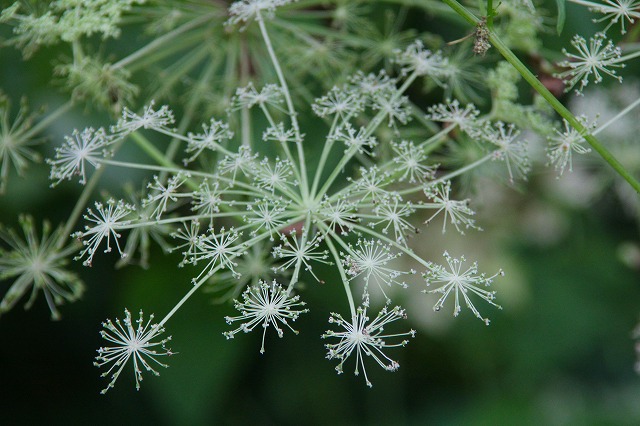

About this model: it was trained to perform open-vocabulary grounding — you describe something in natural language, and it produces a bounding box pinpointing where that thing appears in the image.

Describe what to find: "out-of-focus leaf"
[556,0,566,34]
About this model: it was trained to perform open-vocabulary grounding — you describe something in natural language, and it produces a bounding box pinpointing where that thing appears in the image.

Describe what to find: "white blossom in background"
[394,40,448,81]
[484,121,530,183]
[114,100,175,134]
[568,0,640,34]
[546,117,594,176]
[226,0,295,26]
[0,216,83,320]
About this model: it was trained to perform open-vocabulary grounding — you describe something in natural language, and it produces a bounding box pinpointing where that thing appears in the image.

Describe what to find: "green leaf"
[556,0,566,34]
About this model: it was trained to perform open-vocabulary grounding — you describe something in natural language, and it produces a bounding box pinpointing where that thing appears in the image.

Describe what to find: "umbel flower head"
[557,33,624,95]
[41,2,529,390]
[0,93,41,194]
[0,215,84,320]
[322,305,415,388]
[423,252,503,325]
[224,280,309,354]
[94,309,174,394]
[568,0,640,34]
[546,116,595,176]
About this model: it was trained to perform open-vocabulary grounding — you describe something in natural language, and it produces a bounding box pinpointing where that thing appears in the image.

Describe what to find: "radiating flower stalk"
[2,0,640,394]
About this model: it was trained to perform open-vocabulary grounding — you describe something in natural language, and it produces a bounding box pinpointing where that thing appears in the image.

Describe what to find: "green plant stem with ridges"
[442,0,640,194]
[321,228,356,317]
[257,13,309,201]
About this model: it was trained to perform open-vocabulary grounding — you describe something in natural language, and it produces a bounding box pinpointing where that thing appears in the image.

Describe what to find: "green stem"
[486,0,494,29]
[285,214,312,296]
[310,114,339,198]
[256,13,309,200]
[112,14,213,69]
[594,96,640,136]
[24,101,74,140]
[618,49,640,63]
[157,230,273,328]
[55,163,105,250]
[322,230,356,317]
[442,0,640,194]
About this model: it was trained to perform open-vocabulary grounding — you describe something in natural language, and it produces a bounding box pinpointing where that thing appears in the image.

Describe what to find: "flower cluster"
[0,216,83,320]
[224,280,309,354]
[59,48,518,389]
[94,309,173,394]
[29,0,625,393]
[322,306,415,388]
[423,252,504,325]
[557,33,624,95]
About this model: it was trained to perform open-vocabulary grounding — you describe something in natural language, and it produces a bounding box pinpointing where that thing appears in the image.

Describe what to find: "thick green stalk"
[442,0,640,194]
[486,0,494,29]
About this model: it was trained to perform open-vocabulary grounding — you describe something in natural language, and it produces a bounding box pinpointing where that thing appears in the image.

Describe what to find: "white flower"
[423,252,503,325]
[546,117,594,176]
[143,173,190,220]
[246,199,287,239]
[170,220,201,265]
[421,181,478,234]
[231,83,284,110]
[332,123,377,156]
[227,0,294,26]
[191,180,224,221]
[272,229,330,282]
[569,0,640,34]
[74,199,135,266]
[48,127,110,185]
[317,197,357,235]
[184,118,233,164]
[348,166,392,203]
[349,71,397,101]
[223,280,308,353]
[370,90,411,129]
[114,101,175,134]
[426,99,483,136]
[343,239,411,306]
[190,227,246,281]
[394,40,448,81]
[557,33,624,95]
[312,85,365,118]
[0,215,84,320]
[371,196,417,246]
[94,309,174,394]
[322,305,415,387]
[392,140,436,183]
[483,121,530,183]
[255,157,295,193]
[218,146,258,184]
[263,123,298,144]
